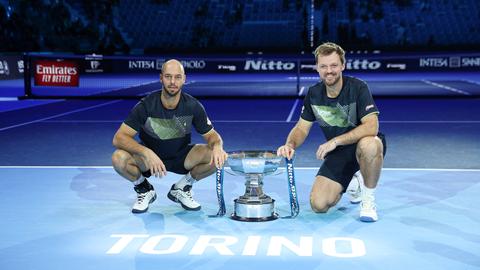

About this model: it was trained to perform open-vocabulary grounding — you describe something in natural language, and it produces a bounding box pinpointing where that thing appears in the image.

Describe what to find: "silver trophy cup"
[227,150,282,221]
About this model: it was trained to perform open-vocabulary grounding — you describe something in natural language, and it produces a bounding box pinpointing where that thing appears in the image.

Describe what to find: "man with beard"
[112,59,228,213]
[277,42,386,222]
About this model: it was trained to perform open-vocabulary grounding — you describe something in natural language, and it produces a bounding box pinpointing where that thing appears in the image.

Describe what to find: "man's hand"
[316,139,337,160]
[277,144,295,160]
[141,148,167,177]
[210,146,228,169]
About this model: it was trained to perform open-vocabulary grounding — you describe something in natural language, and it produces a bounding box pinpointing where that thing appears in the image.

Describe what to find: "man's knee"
[112,149,130,169]
[310,176,342,213]
[185,144,211,169]
[310,197,331,213]
[356,136,383,160]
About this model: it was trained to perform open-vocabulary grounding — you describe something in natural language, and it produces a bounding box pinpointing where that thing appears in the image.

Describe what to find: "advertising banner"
[34,59,79,87]
[0,55,24,80]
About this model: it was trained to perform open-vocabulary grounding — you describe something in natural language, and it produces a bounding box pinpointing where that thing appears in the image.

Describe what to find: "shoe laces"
[177,185,193,199]
[183,189,194,200]
[136,192,147,203]
[361,199,376,210]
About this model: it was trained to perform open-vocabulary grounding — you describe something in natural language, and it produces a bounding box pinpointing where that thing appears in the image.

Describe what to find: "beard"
[163,86,181,97]
[322,73,341,87]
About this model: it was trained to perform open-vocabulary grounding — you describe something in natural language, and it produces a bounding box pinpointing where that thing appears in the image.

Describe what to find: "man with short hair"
[277,42,386,222]
[112,59,227,213]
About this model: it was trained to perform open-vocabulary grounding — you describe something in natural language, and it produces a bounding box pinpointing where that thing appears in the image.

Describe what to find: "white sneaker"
[132,189,157,213]
[359,199,378,222]
[347,171,363,204]
[167,184,201,211]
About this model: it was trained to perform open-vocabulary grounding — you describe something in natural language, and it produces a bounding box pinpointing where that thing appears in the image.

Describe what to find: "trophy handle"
[209,167,226,217]
[281,157,300,219]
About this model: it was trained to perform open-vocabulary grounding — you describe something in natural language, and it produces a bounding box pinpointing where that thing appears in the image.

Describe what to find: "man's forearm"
[206,132,223,149]
[113,133,147,156]
[286,127,308,149]
[334,121,378,146]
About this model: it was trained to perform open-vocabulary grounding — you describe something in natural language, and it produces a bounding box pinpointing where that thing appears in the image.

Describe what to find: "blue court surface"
[0,167,479,270]
[1,76,480,270]
[2,71,480,98]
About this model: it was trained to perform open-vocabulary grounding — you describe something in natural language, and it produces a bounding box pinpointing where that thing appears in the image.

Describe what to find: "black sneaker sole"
[167,191,201,211]
[131,193,157,214]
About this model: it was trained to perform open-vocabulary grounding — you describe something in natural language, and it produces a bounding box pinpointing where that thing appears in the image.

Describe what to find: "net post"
[23,52,32,98]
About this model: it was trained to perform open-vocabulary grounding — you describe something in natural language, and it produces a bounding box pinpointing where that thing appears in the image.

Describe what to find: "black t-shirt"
[300,76,379,141]
[124,91,213,159]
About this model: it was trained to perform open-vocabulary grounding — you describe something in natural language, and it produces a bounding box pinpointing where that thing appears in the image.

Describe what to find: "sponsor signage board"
[34,59,79,87]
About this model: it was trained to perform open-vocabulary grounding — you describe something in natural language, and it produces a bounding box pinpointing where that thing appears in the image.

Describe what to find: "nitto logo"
[107,234,366,257]
[346,59,381,70]
[129,60,155,69]
[244,60,296,71]
[287,163,297,204]
[419,58,448,67]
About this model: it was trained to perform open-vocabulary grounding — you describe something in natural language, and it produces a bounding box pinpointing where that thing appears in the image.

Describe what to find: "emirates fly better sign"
[34,60,79,87]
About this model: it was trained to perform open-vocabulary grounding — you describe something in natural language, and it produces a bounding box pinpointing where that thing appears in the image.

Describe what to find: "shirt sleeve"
[192,101,214,135]
[124,100,147,132]
[300,87,315,122]
[356,82,379,120]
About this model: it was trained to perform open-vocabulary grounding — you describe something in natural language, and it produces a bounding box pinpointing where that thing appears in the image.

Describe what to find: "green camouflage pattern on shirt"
[145,115,193,140]
[311,104,354,127]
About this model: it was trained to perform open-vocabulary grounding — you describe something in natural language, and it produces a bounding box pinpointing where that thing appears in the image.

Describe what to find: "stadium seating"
[0,0,478,53]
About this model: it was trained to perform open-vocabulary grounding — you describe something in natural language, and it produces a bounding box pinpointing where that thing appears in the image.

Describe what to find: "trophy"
[227,150,282,221]
[212,150,299,222]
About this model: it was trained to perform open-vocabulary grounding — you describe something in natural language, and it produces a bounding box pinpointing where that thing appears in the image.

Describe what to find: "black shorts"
[317,133,386,192]
[141,144,194,177]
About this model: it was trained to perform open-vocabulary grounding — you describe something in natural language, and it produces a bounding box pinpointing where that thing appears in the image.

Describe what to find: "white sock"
[362,186,376,201]
[133,177,146,186]
[174,172,195,189]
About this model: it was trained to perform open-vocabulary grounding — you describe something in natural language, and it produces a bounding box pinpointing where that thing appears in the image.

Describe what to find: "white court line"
[463,79,480,86]
[109,80,193,96]
[381,120,480,123]
[0,97,18,101]
[42,120,292,123]
[41,120,480,124]
[286,99,300,122]
[94,80,159,95]
[1,166,479,172]
[287,76,318,80]
[298,86,306,96]
[285,86,304,122]
[43,120,124,123]
[0,100,122,132]
[43,120,288,123]
[421,79,471,96]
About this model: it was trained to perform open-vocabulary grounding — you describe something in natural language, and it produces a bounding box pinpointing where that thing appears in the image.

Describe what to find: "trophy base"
[230,199,278,222]
[230,214,278,222]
